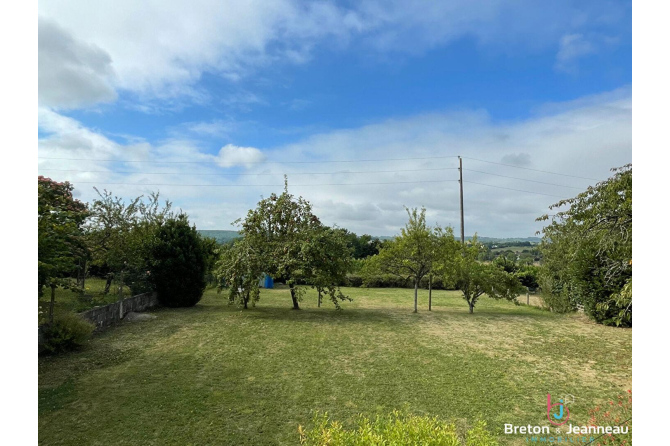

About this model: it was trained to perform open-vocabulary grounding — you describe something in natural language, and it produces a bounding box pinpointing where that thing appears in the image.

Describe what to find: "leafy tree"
[149,214,207,307]
[537,165,632,326]
[515,265,540,291]
[445,236,524,314]
[374,207,455,313]
[38,176,89,322]
[85,189,173,295]
[236,180,348,309]
[216,238,263,309]
[301,226,353,309]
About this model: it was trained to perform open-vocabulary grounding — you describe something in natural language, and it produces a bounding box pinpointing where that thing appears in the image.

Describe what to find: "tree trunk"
[413,279,418,313]
[290,284,300,310]
[428,275,432,311]
[104,273,114,294]
[243,293,248,309]
[49,284,56,324]
[469,301,475,314]
[317,290,322,308]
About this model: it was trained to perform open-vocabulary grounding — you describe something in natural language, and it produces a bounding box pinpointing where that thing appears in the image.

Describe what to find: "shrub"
[345,274,364,287]
[362,274,411,288]
[41,313,94,354]
[418,275,453,290]
[540,291,575,313]
[538,275,576,313]
[298,411,498,446]
[149,214,207,307]
[573,390,632,445]
[515,266,540,291]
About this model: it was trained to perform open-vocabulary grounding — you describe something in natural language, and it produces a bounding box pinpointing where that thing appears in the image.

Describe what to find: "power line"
[467,181,567,198]
[464,169,585,190]
[38,155,460,165]
[67,179,461,187]
[37,167,460,176]
[462,156,599,180]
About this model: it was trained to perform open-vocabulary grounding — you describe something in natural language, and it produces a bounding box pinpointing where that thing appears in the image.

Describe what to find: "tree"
[375,207,453,313]
[85,189,173,295]
[216,238,263,309]
[537,165,632,326]
[445,236,524,314]
[301,226,353,309]
[38,176,89,322]
[237,180,348,310]
[149,214,207,307]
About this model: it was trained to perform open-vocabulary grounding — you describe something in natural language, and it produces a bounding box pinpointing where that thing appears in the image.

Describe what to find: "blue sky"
[38,1,632,237]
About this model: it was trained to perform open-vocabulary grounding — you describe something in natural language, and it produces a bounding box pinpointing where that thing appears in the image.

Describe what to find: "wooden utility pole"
[458,156,465,244]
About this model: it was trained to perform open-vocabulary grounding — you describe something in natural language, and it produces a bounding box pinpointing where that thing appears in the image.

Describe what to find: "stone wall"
[79,292,159,331]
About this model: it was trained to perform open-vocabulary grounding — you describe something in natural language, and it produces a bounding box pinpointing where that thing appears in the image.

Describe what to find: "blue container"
[263,274,274,289]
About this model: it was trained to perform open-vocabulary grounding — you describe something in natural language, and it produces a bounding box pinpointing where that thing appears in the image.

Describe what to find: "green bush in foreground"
[298,411,498,446]
[150,214,207,307]
[41,313,94,354]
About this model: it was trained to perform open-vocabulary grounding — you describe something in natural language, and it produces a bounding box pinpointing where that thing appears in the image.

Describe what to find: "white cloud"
[37,88,631,237]
[38,17,117,108]
[555,33,598,73]
[37,1,628,108]
[216,144,266,168]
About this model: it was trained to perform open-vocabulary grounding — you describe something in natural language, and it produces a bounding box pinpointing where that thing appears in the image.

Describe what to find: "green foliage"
[300,226,353,309]
[443,236,524,314]
[38,176,89,296]
[514,265,540,291]
[85,189,175,295]
[235,179,349,309]
[374,207,458,312]
[537,165,632,326]
[338,230,385,259]
[539,287,575,314]
[298,411,498,446]
[596,278,632,327]
[41,313,94,354]
[215,238,262,309]
[149,214,207,307]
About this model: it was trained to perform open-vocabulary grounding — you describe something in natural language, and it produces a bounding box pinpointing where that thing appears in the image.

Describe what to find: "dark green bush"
[345,274,364,287]
[41,313,94,354]
[362,274,411,288]
[149,214,207,307]
[515,266,540,291]
[418,275,453,290]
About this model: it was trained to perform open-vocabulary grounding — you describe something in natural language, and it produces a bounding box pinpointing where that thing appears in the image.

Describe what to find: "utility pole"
[458,156,465,244]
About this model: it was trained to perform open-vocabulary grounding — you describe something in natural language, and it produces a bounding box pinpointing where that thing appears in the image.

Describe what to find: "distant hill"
[467,236,541,243]
[198,230,241,244]
[374,235,541,243]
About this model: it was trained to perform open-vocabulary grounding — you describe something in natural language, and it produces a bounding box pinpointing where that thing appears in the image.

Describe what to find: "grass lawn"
[38,287,632,445]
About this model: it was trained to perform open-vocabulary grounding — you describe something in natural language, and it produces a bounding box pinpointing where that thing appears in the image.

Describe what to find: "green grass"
[38,287,631,445]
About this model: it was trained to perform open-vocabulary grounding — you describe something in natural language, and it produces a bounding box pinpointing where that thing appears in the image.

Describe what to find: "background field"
[38,287,631,445]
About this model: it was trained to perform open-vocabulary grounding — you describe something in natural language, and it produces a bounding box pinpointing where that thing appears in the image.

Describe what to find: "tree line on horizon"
[38,163,632,337]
